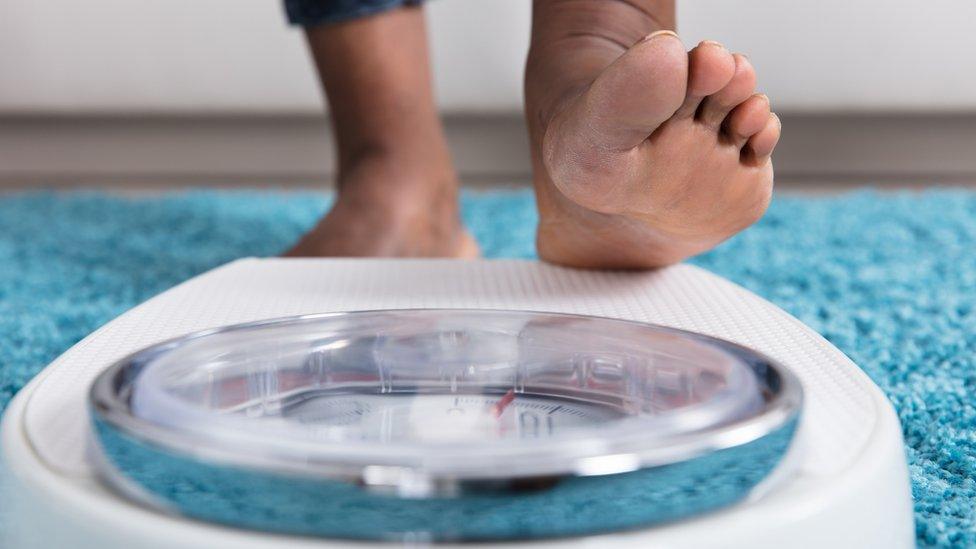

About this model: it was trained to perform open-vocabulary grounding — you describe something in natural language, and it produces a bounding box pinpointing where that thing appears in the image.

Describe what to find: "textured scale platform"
[8,257,913,548]
[25,259,868,476]
[26,259,868,478]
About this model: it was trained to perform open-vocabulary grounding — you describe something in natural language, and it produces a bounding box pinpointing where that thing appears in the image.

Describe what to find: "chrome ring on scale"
[89,309,802,542]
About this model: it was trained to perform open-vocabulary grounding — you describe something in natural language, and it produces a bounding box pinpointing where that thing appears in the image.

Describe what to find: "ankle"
[334,153,460,218]
[338,134,453,175]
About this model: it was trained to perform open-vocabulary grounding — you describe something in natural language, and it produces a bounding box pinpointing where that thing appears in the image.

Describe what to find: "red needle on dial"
[491,389,516,418]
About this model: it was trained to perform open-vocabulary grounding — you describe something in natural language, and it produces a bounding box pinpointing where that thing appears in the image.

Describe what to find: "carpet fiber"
[1,189,973,547]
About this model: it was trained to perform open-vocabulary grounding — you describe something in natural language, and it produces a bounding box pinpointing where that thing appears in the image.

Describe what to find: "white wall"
[1,0,974,114]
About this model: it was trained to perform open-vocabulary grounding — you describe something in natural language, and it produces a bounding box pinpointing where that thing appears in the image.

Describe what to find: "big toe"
[674,41,737,118]
[548,30,689,155]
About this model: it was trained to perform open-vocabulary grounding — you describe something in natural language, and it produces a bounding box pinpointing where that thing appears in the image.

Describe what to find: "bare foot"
[526,12,781,268]
[284,159,478,258]
[285,6,478,259]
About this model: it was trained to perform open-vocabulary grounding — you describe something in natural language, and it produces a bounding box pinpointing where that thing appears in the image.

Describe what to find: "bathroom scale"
[1,259,914,548]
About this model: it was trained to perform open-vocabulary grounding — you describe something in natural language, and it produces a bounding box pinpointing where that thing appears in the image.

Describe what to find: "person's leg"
[285,5,477,258]
[525,1,781,268]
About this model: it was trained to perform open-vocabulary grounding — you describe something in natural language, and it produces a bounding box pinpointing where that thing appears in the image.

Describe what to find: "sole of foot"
[532,31,781,269]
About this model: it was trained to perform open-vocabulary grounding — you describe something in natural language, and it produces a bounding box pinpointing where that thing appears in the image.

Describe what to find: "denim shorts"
[285,0,424,26]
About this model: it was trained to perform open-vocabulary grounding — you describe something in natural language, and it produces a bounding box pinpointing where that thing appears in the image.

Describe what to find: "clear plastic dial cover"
[122,310,768,477]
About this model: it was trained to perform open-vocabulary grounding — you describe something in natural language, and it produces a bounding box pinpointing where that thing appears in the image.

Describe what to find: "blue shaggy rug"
[0,189,974,547]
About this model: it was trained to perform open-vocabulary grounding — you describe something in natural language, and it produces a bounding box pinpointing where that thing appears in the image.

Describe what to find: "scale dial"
[90,309,802,541]
[282,392,624,443]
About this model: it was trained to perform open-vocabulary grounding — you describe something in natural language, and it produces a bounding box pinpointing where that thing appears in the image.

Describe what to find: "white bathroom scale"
[1,259,914,548]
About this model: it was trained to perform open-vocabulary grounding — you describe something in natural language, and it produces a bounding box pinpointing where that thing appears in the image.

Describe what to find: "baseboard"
[2,113,975,189]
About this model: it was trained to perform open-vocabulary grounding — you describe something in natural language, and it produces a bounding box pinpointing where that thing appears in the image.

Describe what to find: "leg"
[285,5,478,257]
[525,0,781,268]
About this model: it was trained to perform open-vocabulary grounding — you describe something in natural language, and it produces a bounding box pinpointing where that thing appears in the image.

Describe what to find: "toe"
[565,30,689,151]
[675,41,736,118]
[697,54,757,129]
[744,113,782,165]
[723,93,771,148]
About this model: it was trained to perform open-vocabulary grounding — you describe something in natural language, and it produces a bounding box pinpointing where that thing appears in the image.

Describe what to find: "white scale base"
[2,259,914,548]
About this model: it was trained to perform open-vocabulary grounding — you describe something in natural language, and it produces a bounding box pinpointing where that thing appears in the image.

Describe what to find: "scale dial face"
[90,309,802,541]
[282,392,624,443]
[118,309,771,470]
